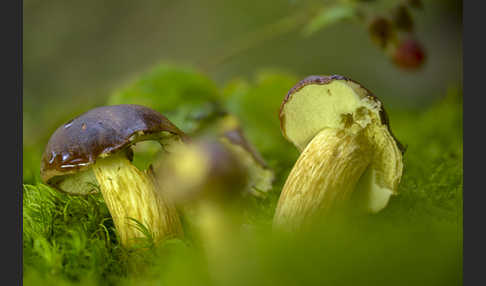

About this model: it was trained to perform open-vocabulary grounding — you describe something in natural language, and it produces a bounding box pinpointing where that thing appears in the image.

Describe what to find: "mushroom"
[273,75,404,230]
[147,110,274,198]
[40,104,185,246]
[156,139,248,284]
[214,114,274,197]
[156,139,247,254]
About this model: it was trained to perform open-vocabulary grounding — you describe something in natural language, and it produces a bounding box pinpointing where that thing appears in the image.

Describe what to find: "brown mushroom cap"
[279,75,404,153]
[41,104,186,188]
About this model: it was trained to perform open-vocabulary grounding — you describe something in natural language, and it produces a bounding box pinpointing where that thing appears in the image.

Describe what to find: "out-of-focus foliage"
[108,64,223,134]
[222,71,300,177]
[23,145,43,185]
[116,216,460,286]
[302,4,356,37]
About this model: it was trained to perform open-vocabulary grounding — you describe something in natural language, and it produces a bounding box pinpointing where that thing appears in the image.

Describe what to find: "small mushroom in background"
[273,75,404,231]
[212,114,275,197]
[157,139,247,240]
[155,139,248,276]
[41,104,186,247]
[173,111,275,198]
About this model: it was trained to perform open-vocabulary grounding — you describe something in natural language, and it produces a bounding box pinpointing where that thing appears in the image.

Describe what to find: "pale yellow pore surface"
[273,128,373,230]
[366,124,403,194]
[283,81,381,151]
[92,154,183,246]
[346,122,403,213]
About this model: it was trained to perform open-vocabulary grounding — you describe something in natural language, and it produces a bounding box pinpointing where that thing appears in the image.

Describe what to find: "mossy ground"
[23,69,462,286]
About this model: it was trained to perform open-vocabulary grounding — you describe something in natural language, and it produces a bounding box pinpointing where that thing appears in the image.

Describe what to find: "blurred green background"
[23,0,462,285]
[24,0,461,145]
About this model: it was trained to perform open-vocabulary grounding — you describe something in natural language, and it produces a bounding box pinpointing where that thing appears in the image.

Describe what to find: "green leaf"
[108,64,223,133]
[222,70,300,177]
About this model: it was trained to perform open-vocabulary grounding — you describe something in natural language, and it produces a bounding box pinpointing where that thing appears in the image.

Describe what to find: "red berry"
[392,38,426,70]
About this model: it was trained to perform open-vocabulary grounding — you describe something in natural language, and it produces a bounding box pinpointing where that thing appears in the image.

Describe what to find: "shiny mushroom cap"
[41,104,186,194]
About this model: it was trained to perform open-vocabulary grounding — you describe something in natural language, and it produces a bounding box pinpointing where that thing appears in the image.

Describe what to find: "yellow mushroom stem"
[92,153,183,246]
[273,127,373,231]
[190,201,244,286]
[193,201,237,257]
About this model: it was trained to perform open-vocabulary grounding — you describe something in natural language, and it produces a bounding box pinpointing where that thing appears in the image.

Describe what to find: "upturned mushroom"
[273,75,404,230]
[41,104,185,246]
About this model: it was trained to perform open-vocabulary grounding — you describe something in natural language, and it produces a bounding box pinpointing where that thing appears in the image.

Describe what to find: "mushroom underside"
[275,78,403,228]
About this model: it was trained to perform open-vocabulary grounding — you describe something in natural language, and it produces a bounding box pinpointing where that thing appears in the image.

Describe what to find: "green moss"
[23,184,127,285]
[382,88,463,223]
